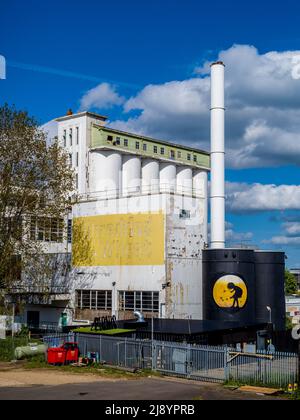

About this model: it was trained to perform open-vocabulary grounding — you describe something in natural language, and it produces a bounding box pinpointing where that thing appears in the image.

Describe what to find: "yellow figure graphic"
[213,275,247,309]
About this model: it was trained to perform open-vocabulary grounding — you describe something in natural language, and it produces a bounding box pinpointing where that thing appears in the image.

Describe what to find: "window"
[76,173,78,189]
[116,137,121,145]
[179,209,191,219]
[76,152,79,167]
[1,217,22,241]
[67,220,72,244]
[30,217,64,243]
[124,139,128,147]
[187,153,191,161]
[136,141,140,150]
[160,147,165,155]
[76,290,112,310]
[69,128,73,146]
[177,151,182,159]
[118,291,159,313]
[63,130,66,147]
[170,150,175,159]
[76,127,79,145]
[153,146,158,154]
[193,155,197,163]
[143,143,147,151]
[69,154,72,166]
[107,135,113,142]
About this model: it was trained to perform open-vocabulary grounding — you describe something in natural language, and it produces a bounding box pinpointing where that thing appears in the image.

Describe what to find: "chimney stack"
[210,61,225,249]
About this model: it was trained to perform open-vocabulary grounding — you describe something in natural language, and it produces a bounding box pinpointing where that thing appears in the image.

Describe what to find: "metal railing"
[43,332,75,348]
[226,349,298,388]
[42,332,299,387]
[27,322,63,334]
[78,183,205,203]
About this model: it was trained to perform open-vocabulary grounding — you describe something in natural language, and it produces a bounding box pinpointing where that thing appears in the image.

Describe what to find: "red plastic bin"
[47,342,79,366]
[64,343,79,364]
[47,347,66,365]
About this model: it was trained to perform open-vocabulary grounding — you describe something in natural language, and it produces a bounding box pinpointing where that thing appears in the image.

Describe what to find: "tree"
[0,104,74,307]
[285,270,298,295]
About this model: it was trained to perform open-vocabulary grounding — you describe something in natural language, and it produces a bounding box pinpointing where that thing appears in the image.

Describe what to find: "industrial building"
[18,62,286,336]
[24,109,210,326]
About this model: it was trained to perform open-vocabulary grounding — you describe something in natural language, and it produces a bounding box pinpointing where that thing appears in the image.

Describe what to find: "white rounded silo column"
[122,156,141,197]
[193,170,207,198]
[176,166,193,195]
[193,170,208,243]
[89,151,122,198]
[210,61,225,249]
[160,163,176,193]
[142,159,160,194]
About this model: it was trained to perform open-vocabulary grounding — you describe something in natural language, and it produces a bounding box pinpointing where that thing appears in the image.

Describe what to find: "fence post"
[125,338,127,368]
[99,335,102,363]
[152,341,156,371]
[224,347,229,382]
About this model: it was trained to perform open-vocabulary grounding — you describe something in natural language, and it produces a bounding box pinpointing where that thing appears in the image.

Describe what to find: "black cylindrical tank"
[203,249,256,324]
[254,251,286,331]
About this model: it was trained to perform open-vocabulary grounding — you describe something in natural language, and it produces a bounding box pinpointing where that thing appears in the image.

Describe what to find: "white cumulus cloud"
[79,83,125,111]
[110,44,300,169]
[226,182,300,213]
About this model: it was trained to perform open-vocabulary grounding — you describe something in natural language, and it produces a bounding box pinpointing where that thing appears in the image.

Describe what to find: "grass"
[22,356,162,380]
[72,327,136,335]
[289,389,300,400]
[0,336,33,362]
[223,379,300,398]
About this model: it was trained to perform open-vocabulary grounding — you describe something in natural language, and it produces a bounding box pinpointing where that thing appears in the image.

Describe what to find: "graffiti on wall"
[213,274,248,310]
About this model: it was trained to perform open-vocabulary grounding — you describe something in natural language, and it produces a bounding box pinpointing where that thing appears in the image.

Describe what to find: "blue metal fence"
[42,332,298,387]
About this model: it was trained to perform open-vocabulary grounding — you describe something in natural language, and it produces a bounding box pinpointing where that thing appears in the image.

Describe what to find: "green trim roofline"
[91,124,210,170]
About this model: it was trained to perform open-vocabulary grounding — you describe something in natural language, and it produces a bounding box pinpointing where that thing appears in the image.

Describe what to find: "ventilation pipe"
[210,61,225,249]
[133,311,145,323]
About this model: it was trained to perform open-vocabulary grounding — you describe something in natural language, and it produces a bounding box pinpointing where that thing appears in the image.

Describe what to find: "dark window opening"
[76,290,112,310]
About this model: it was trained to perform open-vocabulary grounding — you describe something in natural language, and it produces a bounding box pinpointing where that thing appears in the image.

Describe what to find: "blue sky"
[1,0,300,267]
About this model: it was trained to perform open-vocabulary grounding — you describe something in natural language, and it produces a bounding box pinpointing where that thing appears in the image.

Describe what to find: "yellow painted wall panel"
[73,212,165,267]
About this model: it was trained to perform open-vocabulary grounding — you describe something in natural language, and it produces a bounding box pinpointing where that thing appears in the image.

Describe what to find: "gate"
[226,349,298,387]
[154,342,226,383]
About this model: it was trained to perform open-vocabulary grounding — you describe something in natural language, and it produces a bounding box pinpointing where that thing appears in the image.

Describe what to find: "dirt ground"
[0,363,287,400]
[0,367,123,388]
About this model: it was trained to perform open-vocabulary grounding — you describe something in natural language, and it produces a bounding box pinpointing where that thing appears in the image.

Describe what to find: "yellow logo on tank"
[213,274,248,309]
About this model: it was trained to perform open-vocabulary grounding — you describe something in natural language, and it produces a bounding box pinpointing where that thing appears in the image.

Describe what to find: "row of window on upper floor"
[107,135,199,163]
[63,127,80,148]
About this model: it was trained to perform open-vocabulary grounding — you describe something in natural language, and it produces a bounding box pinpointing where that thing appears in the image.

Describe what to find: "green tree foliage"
[0,104,74,303]
[285,270,298,295]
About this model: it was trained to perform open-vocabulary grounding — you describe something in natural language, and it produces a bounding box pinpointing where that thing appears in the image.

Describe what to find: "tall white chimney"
[210,61,225,249]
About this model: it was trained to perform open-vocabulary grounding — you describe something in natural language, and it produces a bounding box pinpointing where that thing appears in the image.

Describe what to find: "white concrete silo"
[142,159,160,194]
[122,156,141,197]
[89,151,122,198]
[176,166,193,195]
[193,169,208,243]
[193,170,207,198]
[160,163,177,193]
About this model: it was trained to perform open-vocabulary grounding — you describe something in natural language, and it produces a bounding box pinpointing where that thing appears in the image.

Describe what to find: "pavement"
[0,369,286,400]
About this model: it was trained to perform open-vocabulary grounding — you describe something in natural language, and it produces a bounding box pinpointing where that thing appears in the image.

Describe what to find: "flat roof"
[97,125,210,156]
[122,319,268,335]
[56,111,108,123]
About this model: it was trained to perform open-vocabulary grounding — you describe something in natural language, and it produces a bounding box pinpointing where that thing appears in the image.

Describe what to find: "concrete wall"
[71,192,206,320]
